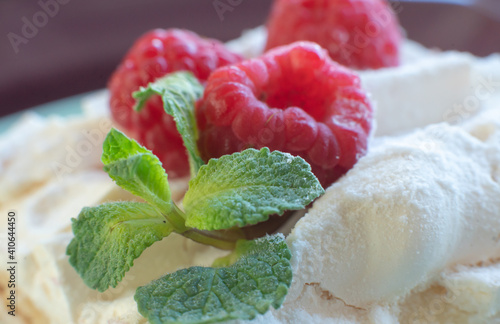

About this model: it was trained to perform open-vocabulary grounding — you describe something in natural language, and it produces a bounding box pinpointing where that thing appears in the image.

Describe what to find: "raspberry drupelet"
[108,29,242,178]
[196,42,373,187]
[265,0,402,69]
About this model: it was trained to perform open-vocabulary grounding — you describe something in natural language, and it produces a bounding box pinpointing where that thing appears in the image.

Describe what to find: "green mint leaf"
[183,147,324,231]
[67,202,173,292]
[134,234,292,324]
[133,71,204,177]
[101,128,150,164]
[102,128,171,213]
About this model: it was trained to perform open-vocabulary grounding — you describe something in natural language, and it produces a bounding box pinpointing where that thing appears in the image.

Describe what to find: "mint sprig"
[184,147,324,231]
[135,235,292,324]
[67,71,325,323]
[133,71,204,177]
[67,128,321,292]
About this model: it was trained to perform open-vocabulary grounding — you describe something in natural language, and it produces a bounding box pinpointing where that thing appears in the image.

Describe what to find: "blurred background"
[0,0,499,117]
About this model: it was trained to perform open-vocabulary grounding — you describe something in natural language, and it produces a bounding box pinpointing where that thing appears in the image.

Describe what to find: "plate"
[0,92,95,135]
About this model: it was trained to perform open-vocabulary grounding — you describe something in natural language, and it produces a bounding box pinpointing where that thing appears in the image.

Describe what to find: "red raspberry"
[108,29,242,178]
[197,42,373,187]
[265,0,402,69]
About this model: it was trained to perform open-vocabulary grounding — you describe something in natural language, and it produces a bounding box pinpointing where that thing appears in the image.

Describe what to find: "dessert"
[1,1,500,323]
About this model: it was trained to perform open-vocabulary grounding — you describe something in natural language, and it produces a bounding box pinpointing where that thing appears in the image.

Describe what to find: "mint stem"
[181,229,239,250]
[164,203,246,250]
[165,204,189,232]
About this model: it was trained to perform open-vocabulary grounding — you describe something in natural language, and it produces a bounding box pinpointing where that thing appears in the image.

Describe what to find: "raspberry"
[265,0,402,69]
[108,29,242,178]
[197,42,373,187]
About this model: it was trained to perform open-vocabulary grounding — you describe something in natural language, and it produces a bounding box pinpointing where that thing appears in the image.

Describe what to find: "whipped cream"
[289,118,500,306]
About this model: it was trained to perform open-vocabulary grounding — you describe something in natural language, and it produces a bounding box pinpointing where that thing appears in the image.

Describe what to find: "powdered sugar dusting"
[286,108,500,318]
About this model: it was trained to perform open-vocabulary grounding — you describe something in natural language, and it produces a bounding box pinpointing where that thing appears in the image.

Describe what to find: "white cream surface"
[289,119,500,307]
[360,52,475,136]
[2,28,500,323]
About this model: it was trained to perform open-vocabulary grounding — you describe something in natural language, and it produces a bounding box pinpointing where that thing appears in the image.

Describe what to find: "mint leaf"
[183,147,324,231]
[67,202,173,292]
[102,128,171,213]
[133,71,204,177]
[101,128,150,164]
[135,234,292,324]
